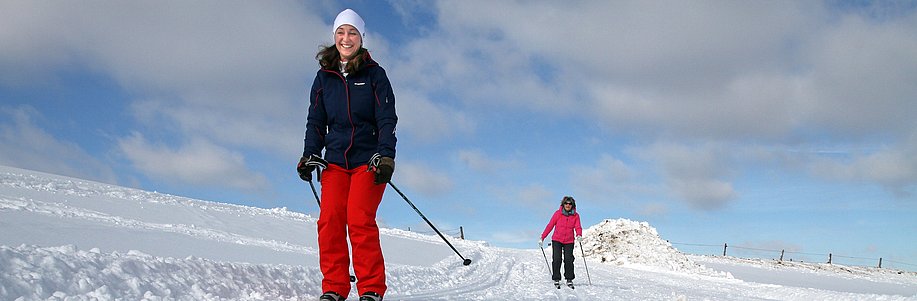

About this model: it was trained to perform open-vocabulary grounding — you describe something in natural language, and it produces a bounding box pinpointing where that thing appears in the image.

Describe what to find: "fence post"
[828,253,832,264]
[460,226,464,240]
[723,243,728,256]
[878,257,882,268]
[779,250,784,262]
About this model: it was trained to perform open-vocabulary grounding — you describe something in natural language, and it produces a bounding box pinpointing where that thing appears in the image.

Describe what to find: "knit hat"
[332,9,365,41]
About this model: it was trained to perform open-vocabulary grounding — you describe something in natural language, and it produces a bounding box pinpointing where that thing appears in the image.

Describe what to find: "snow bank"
[581,218,720,275]
[0,244,317,300]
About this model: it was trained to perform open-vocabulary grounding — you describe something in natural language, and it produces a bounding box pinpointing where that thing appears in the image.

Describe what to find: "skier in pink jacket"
[540,196,583,287]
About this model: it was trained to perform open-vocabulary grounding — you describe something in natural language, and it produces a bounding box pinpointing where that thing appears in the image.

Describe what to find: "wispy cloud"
[118,132,269,192]
[0,106,117,183]
[395,89,476,142]
[637,143,739,210]
[455,149,519,173]
[494,183,555,213]
[569,154,658,208]
[395,161,454,197]
[807,133,917,198]
[1,1,323,194]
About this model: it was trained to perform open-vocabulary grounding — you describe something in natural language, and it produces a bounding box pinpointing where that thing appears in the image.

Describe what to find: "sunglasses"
[563,202,574,205]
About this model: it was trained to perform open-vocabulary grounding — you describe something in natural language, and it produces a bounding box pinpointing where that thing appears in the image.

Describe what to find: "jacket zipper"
[324,62,380,170]
[341,73,355,169]
[323,69,355,169]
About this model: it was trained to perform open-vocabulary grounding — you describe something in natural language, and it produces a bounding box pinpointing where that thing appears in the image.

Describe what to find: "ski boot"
[359,291,382,301]
[319,291,345,301]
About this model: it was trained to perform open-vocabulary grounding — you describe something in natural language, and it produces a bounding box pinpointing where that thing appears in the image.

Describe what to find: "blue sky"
[1,1,916,270]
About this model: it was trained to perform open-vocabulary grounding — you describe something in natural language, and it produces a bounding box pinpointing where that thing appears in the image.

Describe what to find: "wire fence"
[385,228,916,272]
[669,241,917,272]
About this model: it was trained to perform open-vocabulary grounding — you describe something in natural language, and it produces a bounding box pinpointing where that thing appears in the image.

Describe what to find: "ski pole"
[540,243,552,276]
[308,179,320,207]
[578,239,591,285]
[306,164,323,206]
[389,181,472,266]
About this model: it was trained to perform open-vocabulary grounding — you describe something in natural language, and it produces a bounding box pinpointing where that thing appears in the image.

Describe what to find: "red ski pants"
[318,164,387,297]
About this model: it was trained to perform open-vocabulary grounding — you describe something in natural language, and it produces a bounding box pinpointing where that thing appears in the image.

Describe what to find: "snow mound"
[0,244,316,300]
[581,218,719,275]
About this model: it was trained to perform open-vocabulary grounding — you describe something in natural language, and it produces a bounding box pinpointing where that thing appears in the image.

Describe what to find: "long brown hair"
[316,45,368,74]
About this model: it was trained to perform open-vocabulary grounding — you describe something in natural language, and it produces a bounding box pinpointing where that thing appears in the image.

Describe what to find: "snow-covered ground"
[1,165,915,300]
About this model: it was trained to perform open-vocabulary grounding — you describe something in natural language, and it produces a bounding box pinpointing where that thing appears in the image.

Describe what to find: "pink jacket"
[540,205,582,244]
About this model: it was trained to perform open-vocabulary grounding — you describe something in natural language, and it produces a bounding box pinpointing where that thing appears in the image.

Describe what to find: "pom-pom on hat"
[332,9,365,40]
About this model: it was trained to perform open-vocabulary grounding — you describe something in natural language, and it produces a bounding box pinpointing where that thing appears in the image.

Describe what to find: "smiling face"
[334,24,362,62]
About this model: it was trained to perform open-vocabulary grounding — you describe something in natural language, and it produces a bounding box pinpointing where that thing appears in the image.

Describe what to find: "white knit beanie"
[332,9,365,41]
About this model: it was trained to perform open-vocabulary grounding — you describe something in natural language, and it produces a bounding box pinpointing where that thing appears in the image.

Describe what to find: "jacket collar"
[558,205,576,216]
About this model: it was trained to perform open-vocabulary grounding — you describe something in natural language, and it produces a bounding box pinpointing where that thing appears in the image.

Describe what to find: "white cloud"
[455,149,518,173]
[394,161,454,197]
[583,4,917,143]
[807,133,917,198]
[638,202,669,217]
[1,0,325,159]
[0,1,339,196]
[422,1,817,115]
[438,1,813,75]
[129,99,302,157]
[517,184,556,207]
[394,89,476,142]
[412,0,916,146]
[0,106,117,183]
[669,178,736,210]
[492,183,555,213]
[800,13,917,138]
[639,143,739,210]
[118,132,269,192]
[387,3,584,114]
[569,154,654,206]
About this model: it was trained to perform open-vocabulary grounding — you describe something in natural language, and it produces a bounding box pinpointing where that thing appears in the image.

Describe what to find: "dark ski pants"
[551,240,575,281]
[318,164,388,297]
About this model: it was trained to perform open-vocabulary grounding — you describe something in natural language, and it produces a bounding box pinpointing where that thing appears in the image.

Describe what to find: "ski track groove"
[389,246,599,300]
[388,247,503,300]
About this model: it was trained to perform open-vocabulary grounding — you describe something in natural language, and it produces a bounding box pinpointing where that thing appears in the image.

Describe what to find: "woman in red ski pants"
[297,8,397,301]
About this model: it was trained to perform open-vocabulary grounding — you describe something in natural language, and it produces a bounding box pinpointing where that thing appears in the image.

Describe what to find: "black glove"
[297,154,327,181]
[368,153,395,185]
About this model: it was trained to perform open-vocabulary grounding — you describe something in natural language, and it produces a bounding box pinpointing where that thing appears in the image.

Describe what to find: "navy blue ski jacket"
[302,55,397,170]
